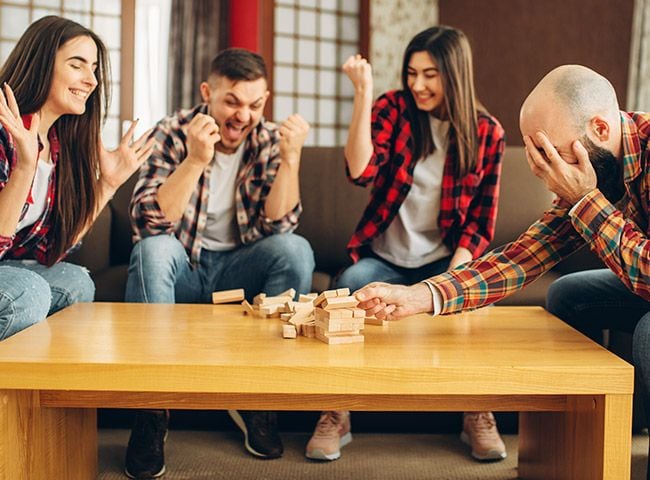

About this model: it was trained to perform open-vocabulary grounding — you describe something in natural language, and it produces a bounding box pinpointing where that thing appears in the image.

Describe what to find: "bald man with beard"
[353,64,650,475]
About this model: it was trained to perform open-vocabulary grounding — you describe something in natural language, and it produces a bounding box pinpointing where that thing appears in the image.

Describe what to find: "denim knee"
[336,266,370,292]
[126,235,190,303]
[130,235,188,273]
[47,262,95,314]
[0,266,51,340]
[546,275,578,320]
[265,233,315,282]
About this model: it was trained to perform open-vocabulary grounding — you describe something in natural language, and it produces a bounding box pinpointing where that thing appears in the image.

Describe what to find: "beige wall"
[369,0,438,99]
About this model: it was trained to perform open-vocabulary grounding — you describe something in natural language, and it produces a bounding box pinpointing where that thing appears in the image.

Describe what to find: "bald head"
[522,65,619,133]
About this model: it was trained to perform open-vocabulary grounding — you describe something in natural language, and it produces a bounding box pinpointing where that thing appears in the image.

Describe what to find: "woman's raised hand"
[342,54,373,95]
[98,120,155,193]
[0,83,40,171]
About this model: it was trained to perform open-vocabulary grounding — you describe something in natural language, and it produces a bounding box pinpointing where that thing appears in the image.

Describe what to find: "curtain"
[168,0,230,111]
[628,0,650,111]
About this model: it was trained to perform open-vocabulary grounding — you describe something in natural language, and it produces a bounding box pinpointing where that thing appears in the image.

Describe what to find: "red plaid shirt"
[347,90,505,262]
[0,118,60,264]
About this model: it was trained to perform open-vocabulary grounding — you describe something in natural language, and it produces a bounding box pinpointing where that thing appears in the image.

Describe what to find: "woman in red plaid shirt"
[0,17,152,342]
[306,26,506,463]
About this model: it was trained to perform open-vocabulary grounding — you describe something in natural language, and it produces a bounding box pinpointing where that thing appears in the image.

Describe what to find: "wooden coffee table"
[0,303,633,479]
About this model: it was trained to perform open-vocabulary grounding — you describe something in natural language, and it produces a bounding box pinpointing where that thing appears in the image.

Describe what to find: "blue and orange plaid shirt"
[432,111,650,312]
[130,104,301,266]
[0,120,60,264]
[347,90,506,262]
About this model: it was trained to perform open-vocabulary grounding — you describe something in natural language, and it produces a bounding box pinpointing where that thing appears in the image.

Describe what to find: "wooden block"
[365,316,388,326]
[315,318,364,333]
[282,324,297,339]
[299,293,317,302]
[289,308,314,325]
[293,301,313,310]
[260,304,282,316]
[351,308,365,318]
[253,293,266,305]
[278,288,296,299]
[314,308,343,321]
[315,329,364,344]
[302,323,316,338]
[241,300,256,316]
[280,313,293,321]
[336,288,350,297]
[313,289,338,307]
[212,288,245,304]
[258,295,293,306]
[321,296,359,310]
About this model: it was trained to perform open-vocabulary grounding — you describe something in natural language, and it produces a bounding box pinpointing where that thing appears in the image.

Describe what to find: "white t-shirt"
[371,116,452,268]
[16,158,54,232]
[201,144,244,251]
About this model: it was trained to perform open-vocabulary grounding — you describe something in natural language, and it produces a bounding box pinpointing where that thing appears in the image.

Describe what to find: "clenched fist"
[342,54,373,96]
[185,113,221,167]
[279,114,309,165]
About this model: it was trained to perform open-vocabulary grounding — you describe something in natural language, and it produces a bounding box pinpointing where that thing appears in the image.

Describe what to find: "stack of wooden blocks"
[312,288,365,344]
[212,287,381,343]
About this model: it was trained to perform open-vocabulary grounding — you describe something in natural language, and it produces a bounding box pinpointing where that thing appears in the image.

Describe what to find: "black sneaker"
[124,410,169,479]
[227,410,283,459]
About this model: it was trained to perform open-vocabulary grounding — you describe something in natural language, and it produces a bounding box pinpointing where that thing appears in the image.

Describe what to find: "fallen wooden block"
[241,299,256,316]
[301,323,316,338]
[257,295,294,306]
[212,288,245,304]
[299,293,317,302]
[282,324,297,339]
[278,288,296,299]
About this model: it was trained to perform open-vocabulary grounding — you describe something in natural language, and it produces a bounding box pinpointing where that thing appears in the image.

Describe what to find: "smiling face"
[45,35,98,117]
[200,75,269,154]
[406,51,445,116]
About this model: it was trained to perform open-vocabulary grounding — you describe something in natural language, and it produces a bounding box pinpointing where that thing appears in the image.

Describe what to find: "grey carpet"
[99,430,648,479]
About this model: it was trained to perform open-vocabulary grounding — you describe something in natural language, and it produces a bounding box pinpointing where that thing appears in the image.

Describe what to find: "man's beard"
[581,135,625,203]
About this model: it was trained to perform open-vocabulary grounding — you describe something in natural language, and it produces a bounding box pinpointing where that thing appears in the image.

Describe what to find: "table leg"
[0,390,96,480]
[519,394,632,479]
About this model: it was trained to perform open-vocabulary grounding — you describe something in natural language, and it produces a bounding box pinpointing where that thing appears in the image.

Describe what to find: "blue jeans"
[547,269,650,477]
[336,251,452,291]
[0,260,95,340]
[125,233,315,303]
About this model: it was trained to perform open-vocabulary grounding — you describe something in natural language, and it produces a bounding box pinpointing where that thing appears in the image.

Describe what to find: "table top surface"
[0,303,633,395]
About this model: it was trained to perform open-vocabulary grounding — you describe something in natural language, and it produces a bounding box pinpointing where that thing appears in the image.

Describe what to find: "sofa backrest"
[490,146,555,248]
[295,146,369,274]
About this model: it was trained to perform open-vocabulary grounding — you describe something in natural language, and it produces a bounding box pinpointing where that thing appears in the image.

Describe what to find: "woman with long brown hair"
[0,16,152,340]
[306,26,507,463]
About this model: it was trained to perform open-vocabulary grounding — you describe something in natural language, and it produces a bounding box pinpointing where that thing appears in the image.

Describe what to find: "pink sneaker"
[305,410,352,461]
[460,411,507,461]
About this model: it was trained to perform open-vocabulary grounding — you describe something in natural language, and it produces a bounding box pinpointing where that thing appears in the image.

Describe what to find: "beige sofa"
[69,146,603,304]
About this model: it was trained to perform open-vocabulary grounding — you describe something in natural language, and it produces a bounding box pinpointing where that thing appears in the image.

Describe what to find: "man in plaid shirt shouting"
[123,48,314,479]
[355,64,650,473]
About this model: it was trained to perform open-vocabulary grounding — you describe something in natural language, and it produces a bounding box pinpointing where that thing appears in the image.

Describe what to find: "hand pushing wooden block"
[212,288,245,304]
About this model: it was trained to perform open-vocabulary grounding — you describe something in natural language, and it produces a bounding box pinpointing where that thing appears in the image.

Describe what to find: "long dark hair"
[0,15,110,265]
[401,26,480,178]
